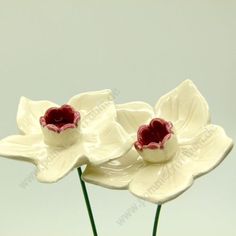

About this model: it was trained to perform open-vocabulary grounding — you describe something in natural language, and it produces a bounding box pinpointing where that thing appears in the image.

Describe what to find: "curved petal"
[17,97,58,134]
[68,89,113,117]
[80,101,116,131]
[178,124,233,178]
[116,102,154,138]
[69,90,117,133]
[129,162,193,204]
[82,149,144,189]
[0,134,43,164]
[83,121,133,165]
[36,142,87,183]
[129,124,233,204]
[155,80,210,141]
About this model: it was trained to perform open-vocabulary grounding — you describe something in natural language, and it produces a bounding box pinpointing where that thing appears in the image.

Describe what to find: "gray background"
[0,0,235,235]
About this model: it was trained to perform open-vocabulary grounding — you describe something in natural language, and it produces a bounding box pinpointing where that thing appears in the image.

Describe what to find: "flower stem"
[77,167,98,236]
[152,205,162,236]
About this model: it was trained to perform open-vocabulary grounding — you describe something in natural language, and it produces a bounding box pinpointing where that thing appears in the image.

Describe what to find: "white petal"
[155,80,210,141]
[36,142,87,183]
[129,124,233,204]
[129,163,193,204]
[68,89,113,117]
[116,102,154,138]
[69,90,117,132]
[178,124,233,178]
[83,121,133,165]
[17,97,58,134]
[80,101,116,131]
[0,134,43,164]
[83,148,144,189]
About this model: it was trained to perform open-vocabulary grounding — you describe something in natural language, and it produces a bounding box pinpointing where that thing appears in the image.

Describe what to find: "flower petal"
[69,90,117,131]
[17,97,58,134]
[116,102,154,138]
[83,121,133,165]
[129,163,193,204]
[178,124,233,178]
[155,80,210,141]
[129,125,233,204]
[68,89,113,117]
[80,101,116,131]
[36,142,87,183]
[82,149,144,189]
[0,134,43,164]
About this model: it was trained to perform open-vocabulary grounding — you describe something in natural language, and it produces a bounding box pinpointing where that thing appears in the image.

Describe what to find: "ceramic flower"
[83,80,234,204]
[0,90,133,183]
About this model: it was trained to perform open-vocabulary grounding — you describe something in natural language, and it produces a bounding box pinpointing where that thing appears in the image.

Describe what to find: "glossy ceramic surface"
[0,90,133,183]
[83,80,234,204]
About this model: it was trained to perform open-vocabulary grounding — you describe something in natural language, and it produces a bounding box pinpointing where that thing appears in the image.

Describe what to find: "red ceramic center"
[134,118,173,150]
[40,104,80,133]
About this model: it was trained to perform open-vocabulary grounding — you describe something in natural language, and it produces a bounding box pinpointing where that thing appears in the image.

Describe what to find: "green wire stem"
[77,167,98,236]
[152,205,162,236]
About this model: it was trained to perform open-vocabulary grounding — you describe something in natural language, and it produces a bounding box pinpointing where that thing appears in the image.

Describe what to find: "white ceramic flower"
[0,90,133,183]
[83,80,234,204]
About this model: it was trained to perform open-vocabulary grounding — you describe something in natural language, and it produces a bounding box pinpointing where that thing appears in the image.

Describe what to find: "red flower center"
[40,104,80,133]
[134,118,173,150]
